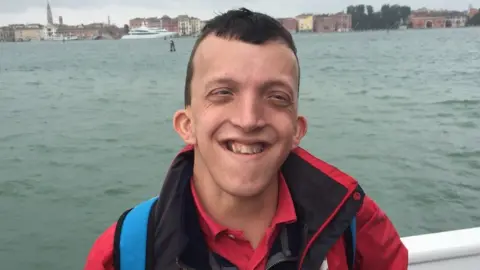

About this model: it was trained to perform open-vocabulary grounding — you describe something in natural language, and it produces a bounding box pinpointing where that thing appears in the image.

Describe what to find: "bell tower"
[47,1,54,25]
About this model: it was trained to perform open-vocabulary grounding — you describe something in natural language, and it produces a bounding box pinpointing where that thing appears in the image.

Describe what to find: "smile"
[224,141,267,155]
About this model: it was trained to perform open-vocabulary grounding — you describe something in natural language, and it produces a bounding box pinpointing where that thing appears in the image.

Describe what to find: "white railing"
[402,227,480,269]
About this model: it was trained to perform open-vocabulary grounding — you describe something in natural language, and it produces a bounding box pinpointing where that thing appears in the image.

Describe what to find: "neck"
[192,173,279,247]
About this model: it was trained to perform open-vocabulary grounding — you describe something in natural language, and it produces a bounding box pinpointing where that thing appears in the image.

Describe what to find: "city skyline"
[0,0,479,26]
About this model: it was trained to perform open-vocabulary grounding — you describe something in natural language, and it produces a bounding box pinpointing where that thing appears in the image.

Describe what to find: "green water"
[1,28,479,269]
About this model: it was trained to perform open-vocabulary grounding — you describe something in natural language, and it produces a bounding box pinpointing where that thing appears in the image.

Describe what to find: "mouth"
[223,140,268,155]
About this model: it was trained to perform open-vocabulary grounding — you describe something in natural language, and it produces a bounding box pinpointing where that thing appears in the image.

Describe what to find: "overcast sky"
[0,0,479,26]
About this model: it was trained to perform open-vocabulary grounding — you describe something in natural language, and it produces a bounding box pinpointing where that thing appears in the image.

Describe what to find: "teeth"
[227,141,264,154]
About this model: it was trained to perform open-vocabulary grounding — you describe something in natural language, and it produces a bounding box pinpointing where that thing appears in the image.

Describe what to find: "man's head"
[173,8,307,198]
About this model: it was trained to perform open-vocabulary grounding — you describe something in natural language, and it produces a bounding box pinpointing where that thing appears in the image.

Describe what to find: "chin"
[226,187,264,198]
[216,175,275,198]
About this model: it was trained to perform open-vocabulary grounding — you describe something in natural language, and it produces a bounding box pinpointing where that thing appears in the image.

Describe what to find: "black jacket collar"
[152,147,364,269]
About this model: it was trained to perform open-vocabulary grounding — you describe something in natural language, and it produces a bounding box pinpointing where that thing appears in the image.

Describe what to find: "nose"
[230,92,266,132]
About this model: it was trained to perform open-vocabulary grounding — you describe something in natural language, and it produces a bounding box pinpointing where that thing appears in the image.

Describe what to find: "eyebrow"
[205,77,239,90]
[205,77,294,94]
[260,79,295,95]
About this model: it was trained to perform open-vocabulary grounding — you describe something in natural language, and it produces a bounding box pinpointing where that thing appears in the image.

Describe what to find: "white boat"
[402,226,480,269]
[121,24,177,40]
[43,35,79,41]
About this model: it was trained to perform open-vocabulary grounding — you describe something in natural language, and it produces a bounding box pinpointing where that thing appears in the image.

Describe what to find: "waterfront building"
[277,18,298,33]
[177,15,191,36]
[313,13,352,33]
[296,14,314,32]
[160,16,178,33]
[189,17,202,36]
[410,9,468,28]
[0,26,15,42]
[13,24,45,41]
[468,5,479,18]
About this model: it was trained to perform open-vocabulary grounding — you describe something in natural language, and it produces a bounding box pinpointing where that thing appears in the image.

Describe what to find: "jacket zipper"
[266,257,298,270]
[176,258,196,270]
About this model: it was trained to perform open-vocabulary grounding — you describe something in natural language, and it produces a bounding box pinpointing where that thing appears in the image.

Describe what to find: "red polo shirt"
[191,174,297,270]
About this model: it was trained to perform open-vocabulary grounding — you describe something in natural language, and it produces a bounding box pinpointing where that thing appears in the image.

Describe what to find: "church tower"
[47,1,54,25]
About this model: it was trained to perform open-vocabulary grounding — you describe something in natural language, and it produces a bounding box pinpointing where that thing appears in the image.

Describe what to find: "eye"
[207,88,234,103]
[212,88,233,96]
[270,94,288,101]
[268,92,293,107]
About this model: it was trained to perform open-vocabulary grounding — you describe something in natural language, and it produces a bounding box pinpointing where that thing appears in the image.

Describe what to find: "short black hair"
[183,7,299,107]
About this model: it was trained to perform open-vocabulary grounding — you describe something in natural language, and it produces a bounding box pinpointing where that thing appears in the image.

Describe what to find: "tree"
[367,5,374,16]
[123,24,130,34]
[400,6,412,22]
[466,13,480,26]
[347,3,412,30]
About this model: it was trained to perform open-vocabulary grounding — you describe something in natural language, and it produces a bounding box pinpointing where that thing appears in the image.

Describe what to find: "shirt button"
[228,234,235,239]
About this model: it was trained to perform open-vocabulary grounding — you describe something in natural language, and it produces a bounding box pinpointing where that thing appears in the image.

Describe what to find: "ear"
[173,108,196,145]
[292,116,307,149]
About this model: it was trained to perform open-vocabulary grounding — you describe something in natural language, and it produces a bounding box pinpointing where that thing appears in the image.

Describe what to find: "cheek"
[192,114,220,141]
[268,113,297,136]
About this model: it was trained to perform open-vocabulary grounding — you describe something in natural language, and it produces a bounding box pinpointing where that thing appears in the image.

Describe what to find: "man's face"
[174,35,307,197]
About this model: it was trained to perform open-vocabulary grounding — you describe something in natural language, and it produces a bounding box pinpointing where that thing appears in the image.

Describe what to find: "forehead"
[191,35,299,90]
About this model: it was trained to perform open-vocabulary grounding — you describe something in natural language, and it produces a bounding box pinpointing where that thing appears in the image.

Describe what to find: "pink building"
[277,18,298,33]
[129,18,144,28]
[314,13,352,33]
[129,17,162,29]
[410,16,446,28]
[468,7,479,18]
[145,17,162,28]
[409,10,468,29]
[160,16,178,33]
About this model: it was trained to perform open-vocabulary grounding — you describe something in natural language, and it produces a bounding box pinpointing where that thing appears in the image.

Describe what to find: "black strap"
[344,219,356,270]
[113,208,132,270]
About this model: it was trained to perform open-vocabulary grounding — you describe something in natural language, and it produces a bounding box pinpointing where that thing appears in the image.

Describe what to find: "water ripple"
[1,29,479,270]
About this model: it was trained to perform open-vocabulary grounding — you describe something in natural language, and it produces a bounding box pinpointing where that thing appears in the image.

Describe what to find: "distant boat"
[121,24,177,40]
[43,35,79,41]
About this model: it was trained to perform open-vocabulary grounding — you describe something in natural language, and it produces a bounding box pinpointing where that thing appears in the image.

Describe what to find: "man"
[85,8,408,270]
[170,38,176,52]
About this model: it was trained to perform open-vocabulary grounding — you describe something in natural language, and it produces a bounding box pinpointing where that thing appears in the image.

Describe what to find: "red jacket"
[85,147,408,270]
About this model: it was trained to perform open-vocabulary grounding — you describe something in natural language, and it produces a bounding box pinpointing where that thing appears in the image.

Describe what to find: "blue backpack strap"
[344,217,357,270]
[113,196,158,270]
[350,217,357,266]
